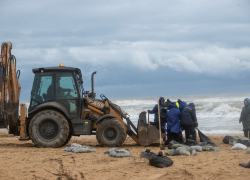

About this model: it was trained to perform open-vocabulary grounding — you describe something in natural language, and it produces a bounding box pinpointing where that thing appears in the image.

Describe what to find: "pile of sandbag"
[223,135,250,152]
[165,146,197,156]
[223,135,250,146]
[104,148,130,158]
[141,149,173,168]
[166,129,219,155]
[165,143,219,156]
[167,140,219,155]
[231,143,247,150]
[64,143,96,153]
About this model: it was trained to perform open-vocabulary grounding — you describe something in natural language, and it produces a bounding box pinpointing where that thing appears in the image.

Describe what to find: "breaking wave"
[115,93,248,135]
[18,93,249,135]
[196,103,241,117]
[111,99,156,106]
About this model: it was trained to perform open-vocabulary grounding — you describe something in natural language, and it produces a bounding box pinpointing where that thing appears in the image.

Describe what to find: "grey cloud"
[1,0,250,100]
[1,1,250,43]
[157,55,202,73]
[13,42,250,77]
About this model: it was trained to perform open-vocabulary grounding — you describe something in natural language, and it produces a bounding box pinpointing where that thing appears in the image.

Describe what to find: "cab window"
[55,73,78,99]
[56,72,78,114]
[30,73,53,107]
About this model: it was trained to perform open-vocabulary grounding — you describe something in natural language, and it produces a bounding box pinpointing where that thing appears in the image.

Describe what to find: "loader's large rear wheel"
[96,119,127,147]
[29,110,69,148]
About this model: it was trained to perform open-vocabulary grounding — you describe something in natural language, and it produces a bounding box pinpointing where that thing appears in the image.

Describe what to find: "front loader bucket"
[137,111,148,146]
[137,111,161,146]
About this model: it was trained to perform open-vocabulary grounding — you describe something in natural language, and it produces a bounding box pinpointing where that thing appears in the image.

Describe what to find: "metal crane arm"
[0,42,21,135]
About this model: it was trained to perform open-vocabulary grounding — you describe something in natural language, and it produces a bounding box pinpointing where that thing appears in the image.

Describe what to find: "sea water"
[110,93,250,135]
[2,93,248,135]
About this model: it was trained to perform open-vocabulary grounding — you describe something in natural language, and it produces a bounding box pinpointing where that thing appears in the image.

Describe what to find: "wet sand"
[0,130,249,180]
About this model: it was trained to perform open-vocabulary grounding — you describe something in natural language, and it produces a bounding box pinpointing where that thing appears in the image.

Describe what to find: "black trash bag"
[198,129,217,147]
[198,129,213,143]
[239,161,250,168]
[245,141,250,147]
[141,149,158,160]
[236,139,250,147]
[149,151,174,168]
[223,135,234,144]
[168,140,180,149]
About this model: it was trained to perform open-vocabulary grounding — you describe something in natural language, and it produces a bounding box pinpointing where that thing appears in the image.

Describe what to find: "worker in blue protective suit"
[176,99,188,142]
[148,97,167,132]
[165,102,182,144]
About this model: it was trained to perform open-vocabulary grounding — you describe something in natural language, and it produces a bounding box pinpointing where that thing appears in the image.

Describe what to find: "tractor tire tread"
[96,119,127,147]
[29,110,69,148]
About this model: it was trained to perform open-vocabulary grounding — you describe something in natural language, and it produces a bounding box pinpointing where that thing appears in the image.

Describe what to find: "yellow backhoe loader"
[0,42,163,147]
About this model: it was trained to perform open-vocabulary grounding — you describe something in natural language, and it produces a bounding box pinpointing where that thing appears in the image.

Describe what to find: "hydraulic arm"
[0,42,22,135]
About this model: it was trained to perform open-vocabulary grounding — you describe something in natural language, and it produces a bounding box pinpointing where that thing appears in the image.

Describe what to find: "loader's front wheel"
[29,110,69,148]
[96,119,127,147]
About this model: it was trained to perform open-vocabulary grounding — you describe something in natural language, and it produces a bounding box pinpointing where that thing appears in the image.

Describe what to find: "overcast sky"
[1,0,250,101]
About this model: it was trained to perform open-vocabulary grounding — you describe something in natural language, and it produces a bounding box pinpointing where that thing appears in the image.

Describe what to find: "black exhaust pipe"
[91,71,97,98]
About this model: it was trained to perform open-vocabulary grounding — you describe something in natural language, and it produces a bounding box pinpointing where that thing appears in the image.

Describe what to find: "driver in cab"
[44,79,71,100]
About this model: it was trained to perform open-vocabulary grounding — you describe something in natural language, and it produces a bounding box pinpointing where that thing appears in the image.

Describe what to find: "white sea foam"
[117,93,249,135]
[193,97,247,103]
[197,103,241,118]
[112,99,156,106]
[18,93,249,135]
[198,129,243,135]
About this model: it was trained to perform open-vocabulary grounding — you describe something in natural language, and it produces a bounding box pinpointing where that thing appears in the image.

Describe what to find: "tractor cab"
[27,65,162,148]
[29,65,84,119]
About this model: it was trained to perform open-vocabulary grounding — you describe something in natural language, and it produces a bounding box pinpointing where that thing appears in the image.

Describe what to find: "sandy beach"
[0,130,249,180]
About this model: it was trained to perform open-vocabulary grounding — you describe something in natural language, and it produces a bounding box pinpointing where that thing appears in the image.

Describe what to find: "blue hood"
[159,97,164,102]
[177,99,188,111]
[244,98,250,106]
[159,97,165,105]
[167,102,178,110]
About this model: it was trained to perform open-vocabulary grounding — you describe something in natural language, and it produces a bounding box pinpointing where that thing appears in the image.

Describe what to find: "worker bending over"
[180,103,198,142]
